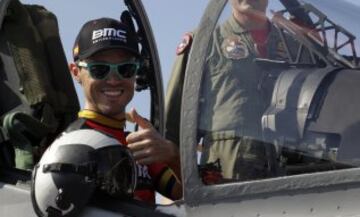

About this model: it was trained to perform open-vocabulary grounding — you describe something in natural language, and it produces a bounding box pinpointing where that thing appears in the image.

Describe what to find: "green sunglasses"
[77,61,140,80]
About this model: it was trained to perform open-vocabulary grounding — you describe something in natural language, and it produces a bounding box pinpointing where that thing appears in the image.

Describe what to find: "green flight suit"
[166,16,288,180]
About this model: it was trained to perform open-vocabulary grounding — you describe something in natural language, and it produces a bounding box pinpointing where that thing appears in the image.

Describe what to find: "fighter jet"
[1,0,360,216]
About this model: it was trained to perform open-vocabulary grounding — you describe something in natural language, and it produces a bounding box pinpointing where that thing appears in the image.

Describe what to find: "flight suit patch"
[176,32,193,55]
[221,35,249,60]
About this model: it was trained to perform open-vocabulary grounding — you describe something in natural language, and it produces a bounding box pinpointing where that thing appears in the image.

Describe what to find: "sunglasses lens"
[89,64,110,79]
[117,63,138,78]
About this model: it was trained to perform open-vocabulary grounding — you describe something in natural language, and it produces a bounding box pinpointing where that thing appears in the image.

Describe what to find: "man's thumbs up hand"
[126,108,178,166]
[127,108,153,130]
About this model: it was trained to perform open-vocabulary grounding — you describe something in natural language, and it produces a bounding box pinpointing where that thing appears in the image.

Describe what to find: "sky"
[16,0,280,119]
[18,0,360,121]
[19,0,208,121]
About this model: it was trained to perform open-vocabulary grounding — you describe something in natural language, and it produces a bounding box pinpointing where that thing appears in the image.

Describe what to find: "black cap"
[73,17,139,61]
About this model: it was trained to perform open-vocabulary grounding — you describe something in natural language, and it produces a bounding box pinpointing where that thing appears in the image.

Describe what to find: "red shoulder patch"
[176,32,193,55]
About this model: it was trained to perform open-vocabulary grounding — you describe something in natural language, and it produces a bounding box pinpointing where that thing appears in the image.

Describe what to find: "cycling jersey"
[66,109,177,203]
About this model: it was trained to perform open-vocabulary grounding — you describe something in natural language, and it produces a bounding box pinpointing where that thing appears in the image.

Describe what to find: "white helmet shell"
[31,129,137,217]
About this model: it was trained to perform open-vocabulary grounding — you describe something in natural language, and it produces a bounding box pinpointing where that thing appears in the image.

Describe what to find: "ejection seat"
[262,3,360,175]
[0,0,79,179]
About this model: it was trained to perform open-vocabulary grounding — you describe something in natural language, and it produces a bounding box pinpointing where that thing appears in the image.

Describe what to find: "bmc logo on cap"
[92,28,126,43]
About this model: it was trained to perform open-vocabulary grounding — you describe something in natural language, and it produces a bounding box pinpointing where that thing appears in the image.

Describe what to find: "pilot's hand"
[126,108,180,166]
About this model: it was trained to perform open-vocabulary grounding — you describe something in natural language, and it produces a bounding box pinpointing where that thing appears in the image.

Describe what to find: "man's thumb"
[127,108,152,129]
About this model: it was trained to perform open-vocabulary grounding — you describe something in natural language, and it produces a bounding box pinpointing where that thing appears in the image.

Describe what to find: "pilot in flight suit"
[165,0,291,181]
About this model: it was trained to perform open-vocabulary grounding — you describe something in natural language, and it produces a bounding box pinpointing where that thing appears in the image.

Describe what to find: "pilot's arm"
[165,32,194,146]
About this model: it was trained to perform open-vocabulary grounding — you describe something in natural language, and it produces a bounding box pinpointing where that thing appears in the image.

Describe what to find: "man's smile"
[102,88,124,97]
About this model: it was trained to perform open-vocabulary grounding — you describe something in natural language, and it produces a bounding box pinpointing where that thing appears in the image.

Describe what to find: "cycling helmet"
[31,129,137,217]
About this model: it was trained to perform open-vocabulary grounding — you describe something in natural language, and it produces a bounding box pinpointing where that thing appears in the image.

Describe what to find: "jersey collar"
[78,110,126,129]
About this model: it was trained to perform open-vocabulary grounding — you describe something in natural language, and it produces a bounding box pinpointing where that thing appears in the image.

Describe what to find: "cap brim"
[77,45,140,61]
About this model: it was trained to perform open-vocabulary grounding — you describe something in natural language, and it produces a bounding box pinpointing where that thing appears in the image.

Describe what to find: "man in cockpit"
[166,0,289,182]
[68,17,181,202]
